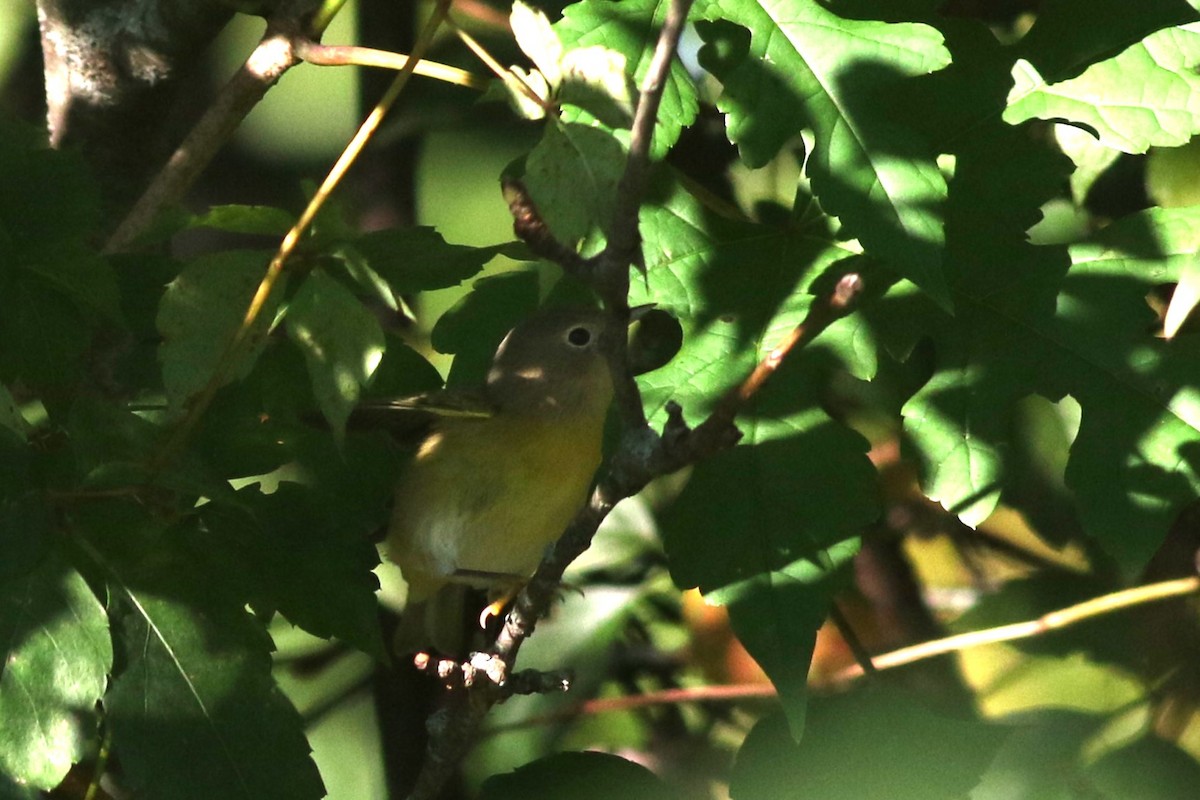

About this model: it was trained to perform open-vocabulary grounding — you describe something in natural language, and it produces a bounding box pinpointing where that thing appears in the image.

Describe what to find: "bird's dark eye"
[567,326,592,347]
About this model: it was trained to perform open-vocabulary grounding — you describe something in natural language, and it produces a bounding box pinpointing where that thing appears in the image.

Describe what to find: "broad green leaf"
[694,0,951,303]
[1016,0,1199,83]
[0,773,38,800]
[187,343,309,480]
[1005,24,1200,154]
[730,694,1005,799]
[481,751,682,800]
[16,252,119,325]
[1053,207,1200,569]
[200,484,383,657]
[640,182,878,734]
[524,120,626,244]
[867,119,1073,529]
[971,713,1104,800]
[285,271,385,439]
[719,539,860,736]
[189,204,295,236]
[103,560,324,800]
[0,120,118,368]
[364,332,446,400]
[67,395,234,504]
[511,1,563,86]
[350,227,505,295]
[633,181,875,425]
[0,553,111,790]
[1085,736,1200,800]
[556,0,699,157]
[157,249,280,411]
[558,46,636,129]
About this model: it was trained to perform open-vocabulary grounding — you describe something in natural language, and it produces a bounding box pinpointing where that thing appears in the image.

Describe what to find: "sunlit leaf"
[1006,24,1200,154]
[286,271,385,439]
[104,566,323,800]
[695,0,951,303]
[0,553,110,790]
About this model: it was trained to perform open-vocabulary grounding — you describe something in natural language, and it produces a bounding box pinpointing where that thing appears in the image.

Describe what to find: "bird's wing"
[349,390,496,442]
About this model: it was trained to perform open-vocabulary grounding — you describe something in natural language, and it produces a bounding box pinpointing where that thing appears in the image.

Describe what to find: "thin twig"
[832,575,1200,683]
[594,0,694,431]
[295,39,488,89]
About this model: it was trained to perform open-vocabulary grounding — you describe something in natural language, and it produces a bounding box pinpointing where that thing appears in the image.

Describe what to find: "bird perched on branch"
[382,307,616,653]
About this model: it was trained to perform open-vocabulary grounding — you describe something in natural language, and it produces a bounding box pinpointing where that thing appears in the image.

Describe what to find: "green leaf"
[632,180,876,425]
[720,539,860,736]
[524,120,626,244]
[201,484,383,657]
[17,251,120,325]
[639,182,878,734]
[481,751,682,800]
[1085,736,1200,800]
[1053,207,1200,569]
[0,552,111,790]
[1148,138,1200,208]
[157,250,280,411]
[285,270,385,439]
[866,120,1072,529]
[188,344,309,480]
[558,46,636,129]
[1005,24,1200,154]
[1164,253,1200,337]
[555,0,699,157]
[1016,0,1199,83]
[0,773,38,800]
[365,333,446,400]
[189,204,295,236]
[67,395,233,504]
[102,558,324,800]
[351,227,505,295]
[511,1,564,86]
[730,692,1005,799]
[694,0,951,303]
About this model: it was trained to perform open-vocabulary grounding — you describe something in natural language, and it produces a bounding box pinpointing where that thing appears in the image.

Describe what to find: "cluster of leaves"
[5,0,1200,797]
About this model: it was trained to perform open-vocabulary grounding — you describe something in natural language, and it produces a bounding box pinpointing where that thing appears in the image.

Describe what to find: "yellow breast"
[387,412,605,601]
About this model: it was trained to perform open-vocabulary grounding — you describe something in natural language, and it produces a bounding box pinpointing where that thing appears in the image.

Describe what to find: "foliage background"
[3,0,1200,798]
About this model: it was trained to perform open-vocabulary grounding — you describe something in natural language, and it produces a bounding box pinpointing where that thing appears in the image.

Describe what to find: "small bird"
[385,307,615,652]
